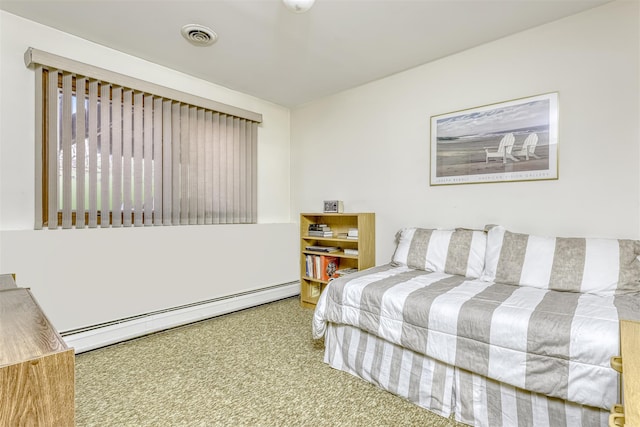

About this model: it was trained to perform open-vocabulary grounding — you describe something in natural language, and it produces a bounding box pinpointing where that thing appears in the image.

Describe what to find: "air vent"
[181,24,218,47]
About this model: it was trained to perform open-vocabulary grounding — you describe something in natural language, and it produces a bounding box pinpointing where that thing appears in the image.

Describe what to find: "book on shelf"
[346,236,358,240]
[308,230,334,237]
[343,248,359,256]
[320,256,340,281]
[309,283,321,298]
[308,223,333,237]
[309,224,331,231]
[305,255,314,278]
[314,255,322,279]
[305,245,340,253]
[347,228,359,237]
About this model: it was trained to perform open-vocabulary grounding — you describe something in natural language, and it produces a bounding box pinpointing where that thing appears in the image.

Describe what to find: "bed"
[312,226,640,426]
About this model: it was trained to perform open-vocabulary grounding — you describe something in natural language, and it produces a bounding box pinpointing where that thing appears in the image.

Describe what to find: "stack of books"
[344,248,359,256]
[305,254,340,281]
[308,223,333,237]
[347,228,358,240]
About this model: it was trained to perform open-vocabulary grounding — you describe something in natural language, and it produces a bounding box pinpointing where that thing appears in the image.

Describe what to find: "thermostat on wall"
[323,200,344,213]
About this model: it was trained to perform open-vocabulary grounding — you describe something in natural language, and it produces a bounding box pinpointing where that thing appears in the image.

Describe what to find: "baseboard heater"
[62,281,300,354]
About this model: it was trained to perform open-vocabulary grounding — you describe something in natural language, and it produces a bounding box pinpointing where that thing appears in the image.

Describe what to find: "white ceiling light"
[282,0,316,13]
[181,24,217,46]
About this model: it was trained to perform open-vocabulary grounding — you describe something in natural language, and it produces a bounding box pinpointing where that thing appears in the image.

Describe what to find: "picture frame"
[323,200,344,213]
[430,92,558,186]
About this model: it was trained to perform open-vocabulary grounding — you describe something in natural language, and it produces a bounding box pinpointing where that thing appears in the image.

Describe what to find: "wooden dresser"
[0,274,75,426]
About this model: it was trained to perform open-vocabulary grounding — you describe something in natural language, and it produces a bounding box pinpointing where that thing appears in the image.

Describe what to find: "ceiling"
[0,0,610,107]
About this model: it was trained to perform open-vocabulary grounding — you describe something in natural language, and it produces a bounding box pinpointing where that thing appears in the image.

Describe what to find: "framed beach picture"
[430,92,558,185]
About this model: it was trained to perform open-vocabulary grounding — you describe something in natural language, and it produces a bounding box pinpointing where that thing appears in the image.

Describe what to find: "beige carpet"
[75,297,467,426]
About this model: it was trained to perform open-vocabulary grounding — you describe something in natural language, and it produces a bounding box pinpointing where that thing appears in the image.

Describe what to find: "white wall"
[0,11,298,331]
[2,2,639,332]
[291,0,640,264]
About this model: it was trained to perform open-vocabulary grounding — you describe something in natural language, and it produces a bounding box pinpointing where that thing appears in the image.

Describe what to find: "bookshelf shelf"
[299,212,375,308]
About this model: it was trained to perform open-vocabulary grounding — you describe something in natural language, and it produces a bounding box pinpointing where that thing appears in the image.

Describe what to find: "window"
[28,48,261,229]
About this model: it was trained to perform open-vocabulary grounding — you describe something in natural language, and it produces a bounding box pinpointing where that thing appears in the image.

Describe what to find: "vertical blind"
[27,48,261,229]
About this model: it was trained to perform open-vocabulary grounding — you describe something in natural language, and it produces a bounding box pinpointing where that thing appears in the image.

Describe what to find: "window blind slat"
[144,94,153,226]
[180,104,189,225]
[122,89,133,226]
[100,83,111,227]
[239,120,248,224]
[247,121,254,223]
[133,92,144,226]
[47,69,59,229]
[204,110,213,225]
[154,97,163,226]
[212,112,221,225]
[171,102,181,225]
[245,120,252,224]
[251,121,258,223]
[111,87,123,227]
[162,99,172,226]
[35,65,44,229]
[75,77,86,228]
[218,115,228,223]
[197,108,205,225]
[61,72,73,229]
[189,106,198,225]
[228,117,238,223]
[87,79,99,228]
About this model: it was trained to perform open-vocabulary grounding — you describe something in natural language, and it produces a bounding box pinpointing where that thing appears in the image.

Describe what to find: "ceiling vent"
[181,24,217,47]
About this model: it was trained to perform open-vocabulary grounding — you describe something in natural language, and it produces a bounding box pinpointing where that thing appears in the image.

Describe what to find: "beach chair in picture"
[513,133,540,161]
[484,133,517,163]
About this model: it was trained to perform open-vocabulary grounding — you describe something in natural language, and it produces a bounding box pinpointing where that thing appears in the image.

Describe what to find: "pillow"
[481,225,640,295]
[392,227,487,278]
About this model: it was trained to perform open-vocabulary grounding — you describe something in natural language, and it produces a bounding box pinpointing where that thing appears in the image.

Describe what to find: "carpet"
[75,296,466,426]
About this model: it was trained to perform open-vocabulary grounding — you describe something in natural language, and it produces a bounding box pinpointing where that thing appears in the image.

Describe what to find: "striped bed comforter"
[312,264,640,410]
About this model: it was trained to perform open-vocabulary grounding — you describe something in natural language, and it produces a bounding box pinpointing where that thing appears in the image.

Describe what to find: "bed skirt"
[324,323,610,427]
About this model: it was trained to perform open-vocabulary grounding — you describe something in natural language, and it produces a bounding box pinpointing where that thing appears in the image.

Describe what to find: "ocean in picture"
[434,99,554,178]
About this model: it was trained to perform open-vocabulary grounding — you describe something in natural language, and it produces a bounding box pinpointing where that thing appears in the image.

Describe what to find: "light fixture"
[282,0,316,13]
[181,24,218,47]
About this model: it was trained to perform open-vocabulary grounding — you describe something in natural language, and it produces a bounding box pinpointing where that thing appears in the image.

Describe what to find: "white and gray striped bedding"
[324,322,609,427]
[392,228,487,278]
[312,264,640,410]
[481,225,640,295]
[324,323,456,418]
[455,365,609,427]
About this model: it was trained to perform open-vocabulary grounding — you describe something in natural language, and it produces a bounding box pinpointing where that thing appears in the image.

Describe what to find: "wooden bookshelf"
[300,213,375,308]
